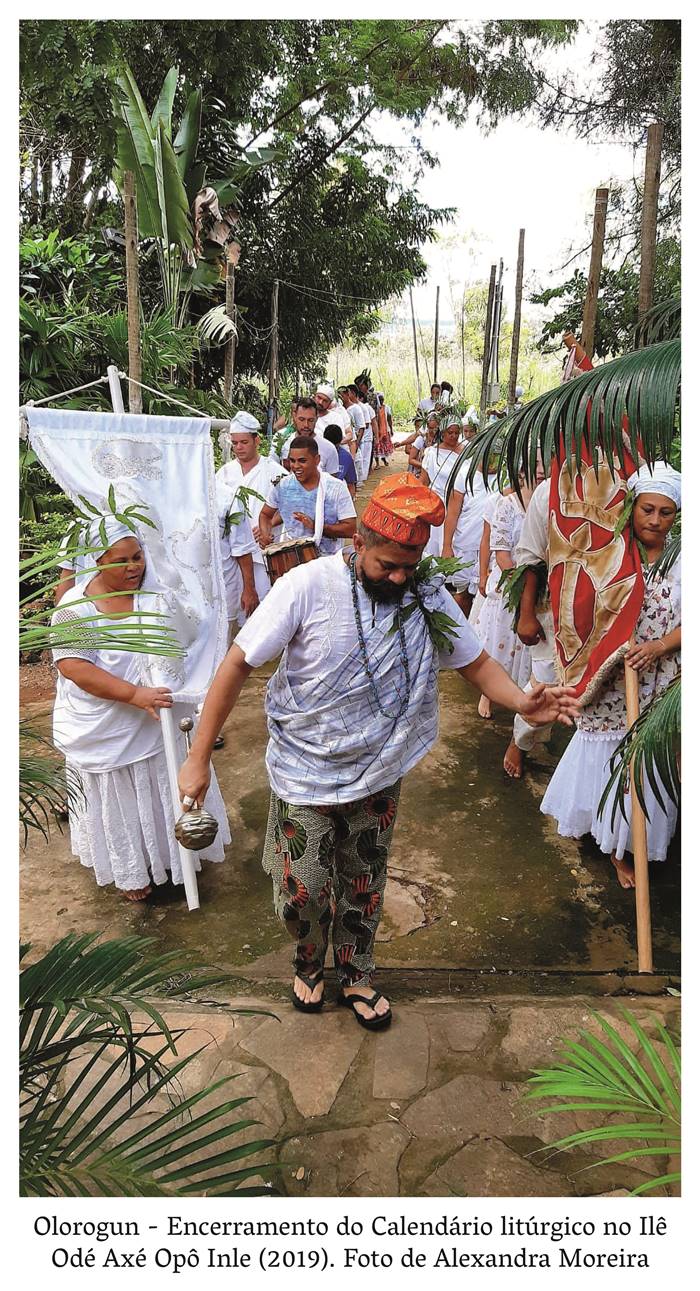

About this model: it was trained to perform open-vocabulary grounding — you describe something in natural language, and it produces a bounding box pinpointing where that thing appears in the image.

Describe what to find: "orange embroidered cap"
[362,472,446,546]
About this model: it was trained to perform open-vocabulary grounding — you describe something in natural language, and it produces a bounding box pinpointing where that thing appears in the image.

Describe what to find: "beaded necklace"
[348,553,412,718]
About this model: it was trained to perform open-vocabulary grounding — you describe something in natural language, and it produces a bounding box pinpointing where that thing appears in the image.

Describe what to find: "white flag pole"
[106,366,201,911]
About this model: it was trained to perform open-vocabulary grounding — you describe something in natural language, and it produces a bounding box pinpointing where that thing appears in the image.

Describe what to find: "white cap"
[230,410,261,433]
[315,382,335,400]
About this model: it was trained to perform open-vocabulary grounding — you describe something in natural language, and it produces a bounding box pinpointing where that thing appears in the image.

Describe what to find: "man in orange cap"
[179,473,579,1030]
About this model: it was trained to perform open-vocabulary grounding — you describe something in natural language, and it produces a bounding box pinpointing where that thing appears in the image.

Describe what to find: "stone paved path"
[95,992,679,1198]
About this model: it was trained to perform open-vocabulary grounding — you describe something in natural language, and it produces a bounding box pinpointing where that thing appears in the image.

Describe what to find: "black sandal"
[291,967,325,1013]
[338,988,392,1031]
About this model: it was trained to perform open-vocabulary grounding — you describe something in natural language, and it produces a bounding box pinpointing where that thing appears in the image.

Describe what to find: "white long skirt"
[474,589,532,688]
[67,749,231,892]
[540,729,677,862]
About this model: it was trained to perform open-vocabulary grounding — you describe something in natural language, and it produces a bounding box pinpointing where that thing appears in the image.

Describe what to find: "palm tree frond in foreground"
[525,1008,680,1196]
[447,338,680,499]
[20,934,279,1197]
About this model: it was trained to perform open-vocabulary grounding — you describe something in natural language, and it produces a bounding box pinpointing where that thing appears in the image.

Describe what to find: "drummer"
[258,436,357,556]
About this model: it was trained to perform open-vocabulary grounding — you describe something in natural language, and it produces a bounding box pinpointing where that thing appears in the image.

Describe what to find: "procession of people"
[48,369,681,1026]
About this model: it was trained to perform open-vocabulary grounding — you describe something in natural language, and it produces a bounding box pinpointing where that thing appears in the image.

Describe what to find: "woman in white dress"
[471,476,539,717]
[51,520,230,900]
[419,412,463,555]
[541,463,681,888]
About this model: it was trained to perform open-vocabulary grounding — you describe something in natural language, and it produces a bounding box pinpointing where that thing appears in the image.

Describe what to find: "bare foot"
[124,885,152,902]
[478,694,492,719]
[503,739,524,778]
[293,972,324,1007]
[342,983,390,1021]
[611,855,635,888]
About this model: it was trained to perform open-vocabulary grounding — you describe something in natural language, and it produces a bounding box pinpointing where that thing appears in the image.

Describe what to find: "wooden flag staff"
[624,645,653,972]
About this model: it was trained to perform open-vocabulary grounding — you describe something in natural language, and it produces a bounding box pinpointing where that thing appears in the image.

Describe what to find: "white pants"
[360,430,373,481]
[228,559,271,630]
[513,608,557,751]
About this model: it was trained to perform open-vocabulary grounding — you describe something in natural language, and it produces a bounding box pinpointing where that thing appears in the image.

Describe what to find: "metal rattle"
[174,716,219,851]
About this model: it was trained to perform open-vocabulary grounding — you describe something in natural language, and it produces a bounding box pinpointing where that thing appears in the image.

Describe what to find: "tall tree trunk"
[123,171,143,414]
[639,123,664,322]
[581,189,608,357]
[64,148,86,232]
[480,264,497,419]
[40,155,52,221]
[508,229,525,404]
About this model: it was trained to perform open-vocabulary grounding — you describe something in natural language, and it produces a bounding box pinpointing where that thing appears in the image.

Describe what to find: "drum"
[263,537,319,584]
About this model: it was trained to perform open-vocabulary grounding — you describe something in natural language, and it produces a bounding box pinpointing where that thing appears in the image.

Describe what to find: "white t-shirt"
[418,396,436,413]
[313,431,339,475]
[515,478,550,567]
[360,402,374,430]
[216,456,286,564]
[346,402,365,442]
[235,551,482,681]
[265,471,356,555]
[451,466,494,551]
[317,403,352,440]
[421,444,462,502]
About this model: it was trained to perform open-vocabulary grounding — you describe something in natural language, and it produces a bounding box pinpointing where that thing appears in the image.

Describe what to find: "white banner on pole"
[27,407,228,703]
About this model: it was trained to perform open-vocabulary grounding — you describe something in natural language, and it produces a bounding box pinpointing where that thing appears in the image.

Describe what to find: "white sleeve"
[332,478,357,521]
[51,603,100,664]
[515,481,549,566]
[227,513,258,557]
[234,573,305,666]
[490,497,514,552]
[434,587,484,669]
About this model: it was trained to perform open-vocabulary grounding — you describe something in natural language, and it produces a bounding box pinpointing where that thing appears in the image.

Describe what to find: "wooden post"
[223,242,240,404]
[480,264,497,418]
[267,278,279,438]
[508,229,526,404]
[433,285,440,384]
[488,259,503,404]
[638,123,664,321]
[123,170,142,414]
[624,652,653,972]
[581,188,609,358]
[460,284,466,397]
[409,288,421,403]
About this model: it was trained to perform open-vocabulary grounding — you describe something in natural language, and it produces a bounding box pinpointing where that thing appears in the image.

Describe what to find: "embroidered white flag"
[28,408,228,703]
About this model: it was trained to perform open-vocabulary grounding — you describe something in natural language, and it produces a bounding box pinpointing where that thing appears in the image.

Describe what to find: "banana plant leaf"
[598,674,681,824]
[449,339,681,499]
[113,65,193,252]
[150,65,179,137]
[174,87,203,191]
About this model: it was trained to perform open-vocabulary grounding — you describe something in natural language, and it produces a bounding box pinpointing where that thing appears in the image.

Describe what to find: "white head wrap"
[88,515,138,553]
[629,462,681,510]
[444,412,462,431]
[463,405,479,426]
[315,382,335,400]
[230,410,261,434]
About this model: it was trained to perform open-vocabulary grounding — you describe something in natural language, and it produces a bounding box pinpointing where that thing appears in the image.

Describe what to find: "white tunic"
[51,584,230,889]
[234,551,482,803]
[421,444,462,556]
[472,493,532,688]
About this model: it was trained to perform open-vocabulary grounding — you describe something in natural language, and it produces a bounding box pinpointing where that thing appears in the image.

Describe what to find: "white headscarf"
[315,382,335,400]
[629,462,681,510]
[230,409,261,434]
[87,515,138,552]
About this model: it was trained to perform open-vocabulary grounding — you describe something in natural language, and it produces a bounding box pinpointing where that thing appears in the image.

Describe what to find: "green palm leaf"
[449,340,680,498]
[20,936,279,1197]
[634,297,681,348]
[525,1007,680,1196]
[598,675,681,823]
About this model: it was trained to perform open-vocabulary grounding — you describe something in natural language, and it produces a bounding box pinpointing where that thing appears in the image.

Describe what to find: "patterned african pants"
[262,781,402,987]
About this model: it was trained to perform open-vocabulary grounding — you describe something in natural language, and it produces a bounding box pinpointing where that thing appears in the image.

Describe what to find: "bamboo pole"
[624,651,653,973]
[508,230,526,404]
[638,123,664,321]
[123,171,142,414]
[409,288,421,403]
[223,251,237,404]
[581,188,609,358]
[266,278,279,439]
[460,284,466,396]
[480,264,497,419]
[433,285,440,384]
[488,260,503,404]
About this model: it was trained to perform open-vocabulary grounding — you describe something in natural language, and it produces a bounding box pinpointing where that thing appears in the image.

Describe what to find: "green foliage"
[599,675,681,824]
[525,1008,680,1196]
[498,562,549,629]
[20,934,279,1197]
[532,242,680,360]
